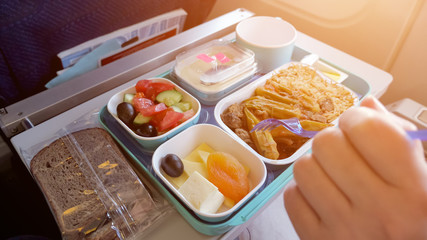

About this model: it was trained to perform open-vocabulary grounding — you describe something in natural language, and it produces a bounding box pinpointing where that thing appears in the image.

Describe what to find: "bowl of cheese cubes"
[152,124,267,222]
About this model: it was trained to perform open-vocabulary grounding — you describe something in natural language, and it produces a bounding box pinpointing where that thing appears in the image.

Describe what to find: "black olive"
[117,102,136,126]
[135,123,158,137]
[161,154,184,177]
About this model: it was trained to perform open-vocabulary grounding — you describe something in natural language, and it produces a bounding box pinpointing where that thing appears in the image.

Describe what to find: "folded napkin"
[45,38,122,88]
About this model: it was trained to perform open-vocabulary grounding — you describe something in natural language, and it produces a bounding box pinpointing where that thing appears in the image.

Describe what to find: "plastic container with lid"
[172,39,258,105]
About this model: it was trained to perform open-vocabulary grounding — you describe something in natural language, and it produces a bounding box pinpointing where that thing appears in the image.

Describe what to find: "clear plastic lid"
[174,39,256,87]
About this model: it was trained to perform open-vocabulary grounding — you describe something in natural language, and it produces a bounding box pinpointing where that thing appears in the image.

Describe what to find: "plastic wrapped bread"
[30,127,171,239]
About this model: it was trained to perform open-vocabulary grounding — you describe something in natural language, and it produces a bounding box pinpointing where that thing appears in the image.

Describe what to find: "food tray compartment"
[215,62,359,167]
[152,124,267,222]
[171,39,259,105]
[98,45,371,236]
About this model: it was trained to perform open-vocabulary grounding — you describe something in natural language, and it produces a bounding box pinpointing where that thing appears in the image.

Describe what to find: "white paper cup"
[235,16,297,73]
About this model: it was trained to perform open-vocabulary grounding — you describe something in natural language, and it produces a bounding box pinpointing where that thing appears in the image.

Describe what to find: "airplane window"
[264,0,369,25]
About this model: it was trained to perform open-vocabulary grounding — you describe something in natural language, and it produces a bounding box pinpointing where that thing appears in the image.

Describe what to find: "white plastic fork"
[251,117,427,140]
[250,118,318,138]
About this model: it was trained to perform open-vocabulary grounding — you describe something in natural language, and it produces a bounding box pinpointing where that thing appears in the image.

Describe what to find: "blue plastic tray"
[98,45,371,236]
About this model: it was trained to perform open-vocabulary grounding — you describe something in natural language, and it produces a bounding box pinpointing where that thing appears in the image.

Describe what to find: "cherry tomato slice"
[134,92,145,98]
[139,102,167,116]
[150,108,184,132]
[133,97,153,113]
[144,82,175,100]
[180,109,195,123]
[135,79,152,93]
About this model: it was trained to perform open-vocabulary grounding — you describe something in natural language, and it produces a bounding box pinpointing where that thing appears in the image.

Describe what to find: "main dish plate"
[215,62,360,167]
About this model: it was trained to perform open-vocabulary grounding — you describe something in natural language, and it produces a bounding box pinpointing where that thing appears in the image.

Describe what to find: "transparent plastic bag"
[23,109,172,239]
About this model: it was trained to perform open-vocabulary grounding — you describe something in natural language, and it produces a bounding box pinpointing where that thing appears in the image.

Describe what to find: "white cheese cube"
[164,172,188,188]
[182,159,208,179]
[197,150,210,165]
[178,171,224,214]
[200,190,225,214]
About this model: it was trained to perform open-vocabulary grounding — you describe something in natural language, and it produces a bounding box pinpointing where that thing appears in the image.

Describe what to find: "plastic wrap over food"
[172,39,259,105]
[24,109,172,239]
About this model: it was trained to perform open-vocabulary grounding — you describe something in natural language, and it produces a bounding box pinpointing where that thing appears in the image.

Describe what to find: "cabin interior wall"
[207,0,427,106]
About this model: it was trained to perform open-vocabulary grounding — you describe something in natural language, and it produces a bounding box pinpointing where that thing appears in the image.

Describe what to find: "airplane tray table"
[98,44,371,236]
[8,7,391,235]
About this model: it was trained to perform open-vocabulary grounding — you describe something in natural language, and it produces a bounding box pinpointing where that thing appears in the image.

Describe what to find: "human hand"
[283,96,427,240]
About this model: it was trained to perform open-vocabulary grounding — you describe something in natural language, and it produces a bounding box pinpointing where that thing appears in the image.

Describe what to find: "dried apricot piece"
[207,152,249,203]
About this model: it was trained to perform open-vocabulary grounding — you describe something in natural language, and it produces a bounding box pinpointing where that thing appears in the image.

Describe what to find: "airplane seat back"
[0,0,216,108]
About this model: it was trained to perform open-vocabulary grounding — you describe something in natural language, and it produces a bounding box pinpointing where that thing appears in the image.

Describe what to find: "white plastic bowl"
[214,62,358,167]
[107,77,201,152]
[152,124,267,222]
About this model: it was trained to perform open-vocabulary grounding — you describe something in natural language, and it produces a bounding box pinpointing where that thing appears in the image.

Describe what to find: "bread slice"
[30,127,134,239]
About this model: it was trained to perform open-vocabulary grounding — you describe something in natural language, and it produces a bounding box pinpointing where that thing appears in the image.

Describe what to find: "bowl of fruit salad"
[107,77,201,151]
[152,124,267,222]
